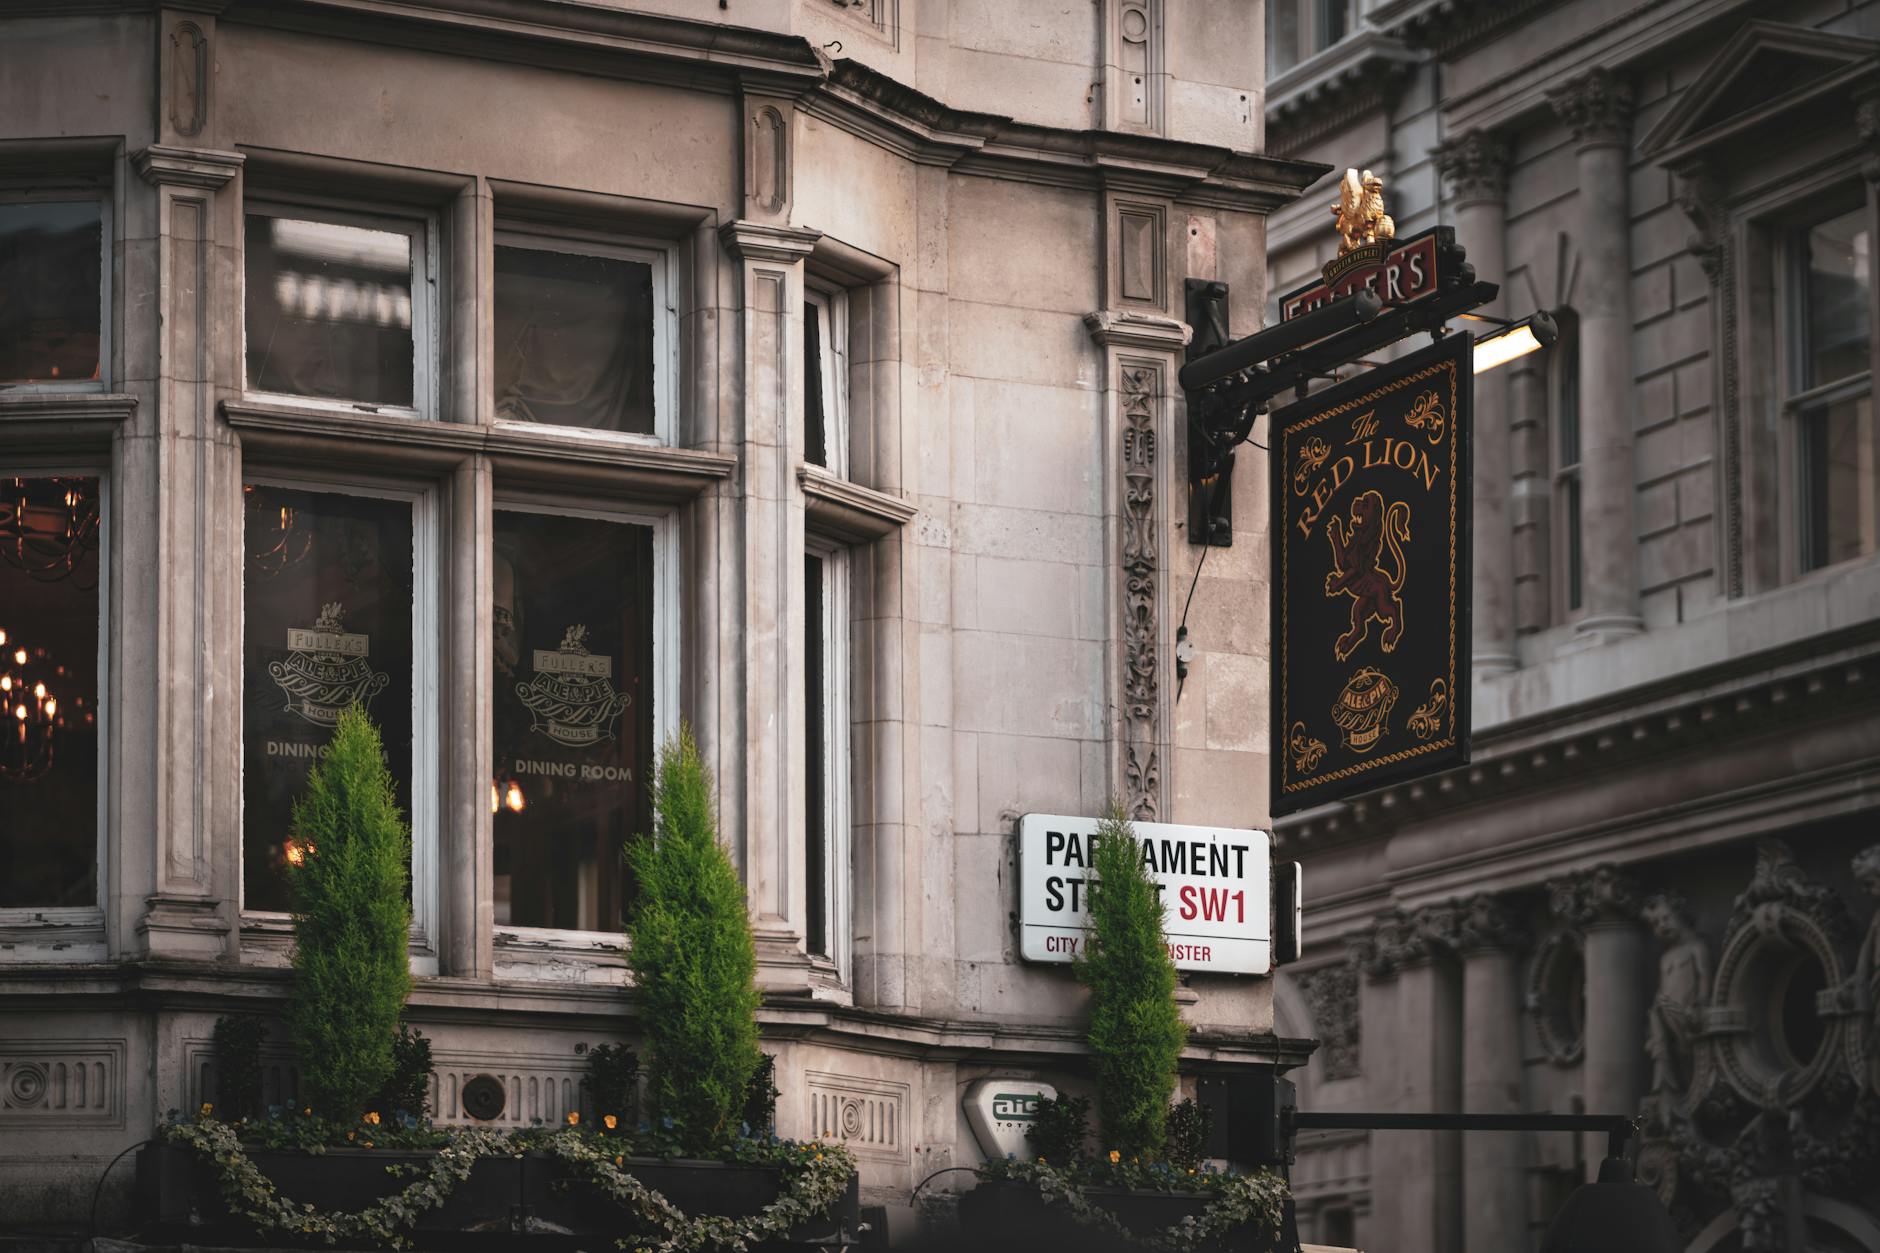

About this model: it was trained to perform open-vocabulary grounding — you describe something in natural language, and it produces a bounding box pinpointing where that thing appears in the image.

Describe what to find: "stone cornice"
[1369,0,1563,56]
[719,220,822,264]
[1264,28,1419,160]
[1275,623,1880,855]
[799,466,918,544]
[1083,310,1192,351]
[133,144,243,189]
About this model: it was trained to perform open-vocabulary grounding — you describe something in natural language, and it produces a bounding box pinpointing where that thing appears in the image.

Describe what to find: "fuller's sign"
[1017,813,1272,975]
[1269,333,1472,816]
[1278,226,1449,322]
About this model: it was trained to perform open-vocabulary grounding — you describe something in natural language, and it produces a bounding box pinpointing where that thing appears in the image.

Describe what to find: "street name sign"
[1269,332,1473,816]
[1017,813,1272,975]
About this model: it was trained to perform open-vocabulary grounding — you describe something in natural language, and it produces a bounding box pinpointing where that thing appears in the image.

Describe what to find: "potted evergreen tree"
[961,805,1289,1252]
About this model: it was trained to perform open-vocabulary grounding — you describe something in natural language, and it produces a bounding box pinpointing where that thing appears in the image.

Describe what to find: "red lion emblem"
[1324,489,1411,662]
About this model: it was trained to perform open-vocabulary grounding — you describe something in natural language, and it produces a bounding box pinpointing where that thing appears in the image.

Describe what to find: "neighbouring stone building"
[0,0,1325,1233]
[1264,2,1880,1251]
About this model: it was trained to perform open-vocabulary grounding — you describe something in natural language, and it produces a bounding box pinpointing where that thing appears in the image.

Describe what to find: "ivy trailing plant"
[158,1108,856,1252]
[287,704,413,1122]
[1076,803,1188,1157]
[212,1016,267,1123]
[625,729,763,1151]
[977,1154,1287,1253]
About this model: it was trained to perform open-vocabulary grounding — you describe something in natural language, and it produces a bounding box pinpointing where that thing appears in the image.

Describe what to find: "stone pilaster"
[1395,903,1463,1253]
[1434,131,1516,672]
[1455,894,1528,1253]
[1548,69,1642,636]
[720,220,822,990]
[1549,863,1650,1175]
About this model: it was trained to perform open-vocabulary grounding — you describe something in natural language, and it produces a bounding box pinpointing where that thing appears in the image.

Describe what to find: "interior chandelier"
[0,477,99,585]
[244,483,314,578]
[0,628,83,784]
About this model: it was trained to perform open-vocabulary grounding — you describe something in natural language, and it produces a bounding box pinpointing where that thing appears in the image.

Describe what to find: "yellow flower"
[363,1140,374,1149]
[566,1111,580,1126]
[615,1155,624,1167]
[814,1153,823,1162]
[603,1115,617,1130]
[1188,1168,1197,1175]
[302,1107,312,1116]
[1108,1150,1120,1164]
[346,1130,355,1141]
[365,1111,381,1126]
[200,1102,213,1117]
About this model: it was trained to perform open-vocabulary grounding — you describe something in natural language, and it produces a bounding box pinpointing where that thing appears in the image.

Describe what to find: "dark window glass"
[1798,207,1872,390]
[245,214,416,407]
[493,512,655,931]
[1800,393,1874,571]
[0,476,101,906]
[1555,322,1580,468]
[242,486,414,912]
[804,554,827,958]
[494,245,655,434]
[1,203,103,386]
[804,302,827,468]
[1565,477,1583,613]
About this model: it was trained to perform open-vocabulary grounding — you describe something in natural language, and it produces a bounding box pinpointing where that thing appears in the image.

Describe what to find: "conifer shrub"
[1164,1097,1213,1171]
[376,1024,433,1120]
[742,1052,781,1134]
[1025,1093,1092,1163]
[1075,804,1188,1158]
[625,728,762,1150]
[213,1015,267,1123]
[585,1043,640,1127]
[286,704,413,1122]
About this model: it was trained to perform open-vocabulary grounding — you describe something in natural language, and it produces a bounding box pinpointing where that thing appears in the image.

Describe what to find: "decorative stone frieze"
[0,1039,125,1128]
[1297,960,1362,1080]
[1546,68,1633,148]
[1119,360,1162,822]
[1546,863,1643,929]
[806,1070,909,1163]
[1431,130,1510,206]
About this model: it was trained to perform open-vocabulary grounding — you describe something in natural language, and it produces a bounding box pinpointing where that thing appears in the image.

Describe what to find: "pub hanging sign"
[1269,332,1473,816]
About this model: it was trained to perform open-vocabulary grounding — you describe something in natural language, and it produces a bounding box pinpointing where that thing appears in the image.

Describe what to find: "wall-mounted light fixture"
[1469,309,1557,375]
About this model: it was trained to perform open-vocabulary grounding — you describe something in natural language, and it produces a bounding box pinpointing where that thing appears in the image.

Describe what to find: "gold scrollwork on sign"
[1407,678,1448,739]
[1404,389,1446,444]
[1292,436,1331,495]
[1289,722,1327,775]
[1325,490,1411,661]
[1332,668,1398,754]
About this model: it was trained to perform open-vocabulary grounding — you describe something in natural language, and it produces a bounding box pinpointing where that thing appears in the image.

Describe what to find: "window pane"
[493,512,655,931]
[1,203,103,386]
[1801,392,1877,571]
[1556,325,1580,468]
[245,214,415,407]
[0,476,100,906]
[1565,476,1583,612]
[494,245,655,434]
[804,554,827,958]
[804,302,827,468]
[1800,208,1872,389]
[243,486,414,912]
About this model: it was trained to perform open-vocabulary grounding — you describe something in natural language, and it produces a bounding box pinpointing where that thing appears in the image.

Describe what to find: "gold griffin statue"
[1332,168,1395,256]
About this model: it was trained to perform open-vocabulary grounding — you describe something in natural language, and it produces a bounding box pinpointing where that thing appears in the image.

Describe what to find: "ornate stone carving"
[1527,929,1587,1065]
[1842,844,1880,1093]
[1547,68,1633,147]
[1643,892,1713,1098]
[169,21,208,139]
[1298,961,1362,1080]
[1353,908,1416,980]
[1546,863,1643,928]
[0,1040,125,1127]
[1672,165,1726,287]
[806,1070,910,1162]
[1432,130,1511,205]
[1455,892,1524,953]
[1119,361,1162,822]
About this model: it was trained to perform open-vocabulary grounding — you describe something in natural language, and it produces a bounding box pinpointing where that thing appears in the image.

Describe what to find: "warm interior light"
[285,839,312,867]
[0,629,8,645]
[505,781,525,813]
[12,649,24,666]
[490,782,500,814]
[1472,311,1557,375]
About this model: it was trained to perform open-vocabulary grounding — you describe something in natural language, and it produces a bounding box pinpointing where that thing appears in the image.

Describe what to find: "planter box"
[958,1177,1287,1253]
[137,1141,860,1250]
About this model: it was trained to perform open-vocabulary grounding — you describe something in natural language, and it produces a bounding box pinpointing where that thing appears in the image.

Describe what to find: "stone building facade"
[0,0,1324,1231]
[1265,2,1880,1251]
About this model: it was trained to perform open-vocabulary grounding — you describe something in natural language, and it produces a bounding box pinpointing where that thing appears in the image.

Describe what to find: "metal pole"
[1290,1111,1637,1161]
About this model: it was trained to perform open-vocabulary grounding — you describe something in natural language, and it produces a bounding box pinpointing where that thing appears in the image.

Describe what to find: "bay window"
[0,474,102,908]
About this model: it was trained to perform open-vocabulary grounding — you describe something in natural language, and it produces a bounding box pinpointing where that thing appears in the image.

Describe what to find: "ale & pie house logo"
[517,624,630,748]
[268,602,390,726]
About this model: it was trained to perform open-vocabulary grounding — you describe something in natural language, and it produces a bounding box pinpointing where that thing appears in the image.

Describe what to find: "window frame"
[803,283,850,478]
[488,491,679,959]
[1779,200,1876,575]
[0,187,113,395]
[236,469,442,971]
[1548,309,1584,623]
[0,458,110,948]
[491,224,679,446]
[803,536,851,985]
[241,197,440,422]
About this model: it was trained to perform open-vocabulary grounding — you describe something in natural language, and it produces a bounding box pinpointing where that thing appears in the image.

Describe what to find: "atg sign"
[1270,333,1472,816]
[1018,814,1272,975]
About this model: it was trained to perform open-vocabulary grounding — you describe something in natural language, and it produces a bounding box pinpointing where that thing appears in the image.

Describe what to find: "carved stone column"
[1351,919,1407,1246]
[1395,904,1464,1253]
[1550,864,1649,1175]
[1549,70,1642,636]
[1435,131,1517,672]
[720,219,822,989]
[1456,895,1528,1253]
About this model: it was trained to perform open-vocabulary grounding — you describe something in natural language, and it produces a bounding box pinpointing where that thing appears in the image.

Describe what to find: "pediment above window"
[1641,21,1880,169]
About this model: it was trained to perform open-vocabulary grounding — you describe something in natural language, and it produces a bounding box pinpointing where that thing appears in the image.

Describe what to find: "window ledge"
[0,908,107,964]
[223,398,736,500]
[800,466,917,542]
[0,391,136,448]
